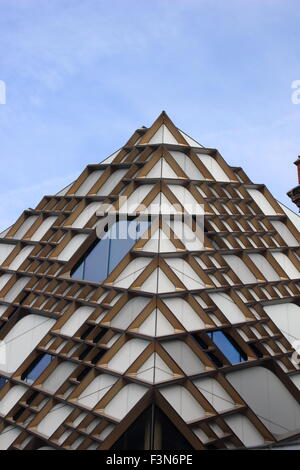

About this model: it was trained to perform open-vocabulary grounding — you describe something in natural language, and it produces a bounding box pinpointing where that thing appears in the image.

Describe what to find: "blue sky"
[0,0,300,231]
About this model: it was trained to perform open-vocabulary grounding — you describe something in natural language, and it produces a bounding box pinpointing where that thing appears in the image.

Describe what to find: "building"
[287,157,300,212]
[0,111,299,450]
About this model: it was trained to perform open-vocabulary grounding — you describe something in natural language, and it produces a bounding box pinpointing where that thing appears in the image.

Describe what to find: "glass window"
[21,354,54,384]
[208,331,246,364]
[0,376,7,389]
[71,218,150,284]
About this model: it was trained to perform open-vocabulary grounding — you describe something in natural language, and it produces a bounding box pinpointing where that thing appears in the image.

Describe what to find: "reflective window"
[71,218,149,283]
[21,354,54,384]
[0,376,7,389]
[208,331,246,364]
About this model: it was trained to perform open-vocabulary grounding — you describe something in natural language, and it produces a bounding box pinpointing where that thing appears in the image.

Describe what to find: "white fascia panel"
[31,216,57,241]
[4,276,30,302]
[138,309,174,337]
[193,377,234,412]
[9,245,34,270]
[209,292,245,324]
[43,362,77,393]
[196,154,230,182]
[58,234,88,261]
[223,255,257,284]
[107,338,149,373]
[163,297,205,331]
[224,414,265,447]
[97,169,127,196]
[1,314,55,374]
[103,383,147,420]
[75,170,104,196]
[248,253,280,281]
[162,340,205,375]
[60,306,94,336]
[226,366,300,435]
[169,151,204,179]
[136,353,173,383]
[271,221,298,246]
[160,385,205,422]
[110,297,149,330]
[78,374,118,408]
[0,244,15,264]
[71,202,102,228]
[37,404,74,437]
[166,258,205,290]
[264,303,300,345]
[247,189,277,215]
[13,216,38,239]
[112,257,150,289]
[271,252,300,279]
[0,385,27,416]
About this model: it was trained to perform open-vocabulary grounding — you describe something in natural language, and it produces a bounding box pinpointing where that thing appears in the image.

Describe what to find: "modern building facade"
[0,112,299,450]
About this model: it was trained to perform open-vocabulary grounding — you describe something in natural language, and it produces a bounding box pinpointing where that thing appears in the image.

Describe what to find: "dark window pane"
[0,377,7,389]
[71,260,84,280]
[84,236,110,283]
[209,331,246,364]
[71,218,150,284]
[22,354,54,384]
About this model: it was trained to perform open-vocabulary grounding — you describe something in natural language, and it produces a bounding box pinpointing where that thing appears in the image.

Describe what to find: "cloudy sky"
[0,0,300,231]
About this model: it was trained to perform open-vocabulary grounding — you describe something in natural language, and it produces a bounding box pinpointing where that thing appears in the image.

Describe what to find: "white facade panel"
[247,189,277,215]
[9,245,34,270]
[196,154,230,182]
[0,244,15,264]
[60,306,94,336]
[78,374,117,408]
[75,171,103,196]
[0,385,27,416]
[13,216,38,239]
[169,151,204,179]
[43,362,77,393]
[224,414,265,447]
[37,404,73,437]
[264,303,300,345]
[31,216,57,241]
[110,297,149,329]
[248,253,280,281]
[1,314,55,373]
[193,377,234,412]
[97,169,127,196]
[162,340,205,375]
[107,338,149,373]
[71,202,103,228]
[58,234,88,261]
[226,366,300,435]
[271,252,300,279]
[223,255,257,284]
[160,385,205,422]
[104,383,147,420]
[163,297,205,330]
[209,292,245,323]
[271,220,298,246]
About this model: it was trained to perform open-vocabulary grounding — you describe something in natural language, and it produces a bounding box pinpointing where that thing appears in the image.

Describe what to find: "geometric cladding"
[0,111,299,450]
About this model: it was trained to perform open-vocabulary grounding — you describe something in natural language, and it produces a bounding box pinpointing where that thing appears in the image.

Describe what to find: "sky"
[0,0,300,231]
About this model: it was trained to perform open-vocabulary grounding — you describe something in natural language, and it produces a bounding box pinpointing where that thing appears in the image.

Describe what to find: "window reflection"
[21,354,54,384]
[208,331,246,364]
[71,218,150,283]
